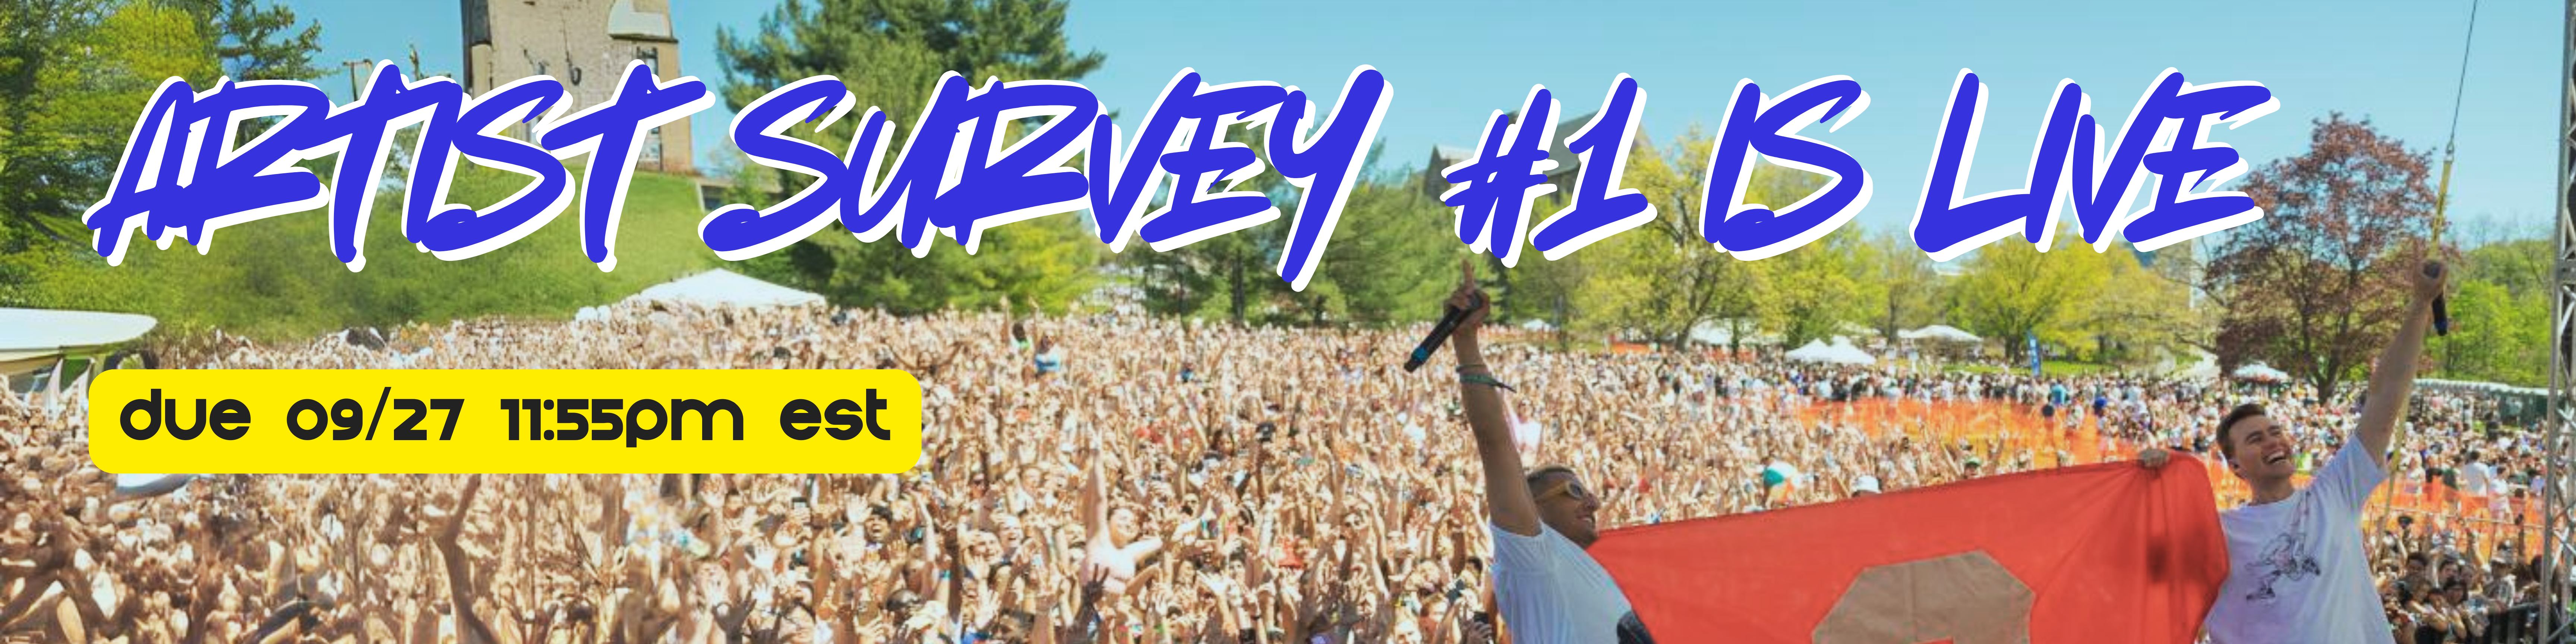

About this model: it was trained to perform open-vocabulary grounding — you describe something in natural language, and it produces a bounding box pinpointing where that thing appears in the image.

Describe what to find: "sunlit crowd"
[0,301,2556,643]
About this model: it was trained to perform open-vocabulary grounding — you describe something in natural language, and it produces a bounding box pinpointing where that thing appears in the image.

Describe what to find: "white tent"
[1,308,157,382]
[2232,362,2291,383]
[621,269,824,308]
[1689,320,1774,347]
[1786,338,1875,365]
[0,308,158,350]
[1898,325,1980,343]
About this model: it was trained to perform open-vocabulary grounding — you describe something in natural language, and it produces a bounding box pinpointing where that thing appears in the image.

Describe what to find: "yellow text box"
[88,370,922,473]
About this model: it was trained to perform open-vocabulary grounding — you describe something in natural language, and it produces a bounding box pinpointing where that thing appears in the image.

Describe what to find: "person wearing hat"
[2141,261,2448,644]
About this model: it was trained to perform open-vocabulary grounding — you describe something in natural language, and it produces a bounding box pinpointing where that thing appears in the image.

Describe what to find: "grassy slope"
[10,165,720,341]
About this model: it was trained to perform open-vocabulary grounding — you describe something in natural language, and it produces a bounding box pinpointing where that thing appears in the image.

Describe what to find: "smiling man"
[2144,261,2447,644]
[1445,261,1655,644]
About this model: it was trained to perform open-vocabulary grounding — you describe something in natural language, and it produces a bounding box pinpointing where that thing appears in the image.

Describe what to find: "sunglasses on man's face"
[1538,480,1595,504]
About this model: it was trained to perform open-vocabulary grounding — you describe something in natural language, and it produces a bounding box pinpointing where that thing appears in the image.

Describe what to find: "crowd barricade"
[1795,397,2548,566]
[1799,398,2118,468]
[2461,603,2548,644]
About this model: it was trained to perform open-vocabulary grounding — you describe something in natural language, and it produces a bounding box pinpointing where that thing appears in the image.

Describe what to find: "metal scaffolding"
[2548,1,2576,639]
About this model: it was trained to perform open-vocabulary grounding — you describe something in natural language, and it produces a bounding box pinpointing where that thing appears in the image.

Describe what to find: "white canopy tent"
[1898,325,1980,343]
[2232,362,2291,383]
[1786,338,1876,366]
[1689,320,1774,347]
[1,307,157,389]
[0,308,158,350]
[615,269,824,309]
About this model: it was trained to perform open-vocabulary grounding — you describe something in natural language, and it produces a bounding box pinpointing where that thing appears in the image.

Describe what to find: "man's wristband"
[1460,373,1516,392]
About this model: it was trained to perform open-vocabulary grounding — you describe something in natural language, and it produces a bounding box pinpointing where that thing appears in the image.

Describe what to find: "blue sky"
[301,0,2557,240]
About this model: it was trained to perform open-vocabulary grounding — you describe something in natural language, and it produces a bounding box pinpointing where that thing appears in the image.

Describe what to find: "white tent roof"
[0,308,157,351]
[2232,362,2291,382]
[621,269,823,308]
[1898,324,1980,343]
[1786,338,1875,365]
[1689,320,1775,347]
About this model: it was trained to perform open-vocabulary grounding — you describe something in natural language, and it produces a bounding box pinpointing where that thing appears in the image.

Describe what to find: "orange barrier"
[1797,397,2543,564]
[1797,398,2108,465]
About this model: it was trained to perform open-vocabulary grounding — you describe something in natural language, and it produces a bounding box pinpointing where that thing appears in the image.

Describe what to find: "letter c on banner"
[1812,550,2032,644]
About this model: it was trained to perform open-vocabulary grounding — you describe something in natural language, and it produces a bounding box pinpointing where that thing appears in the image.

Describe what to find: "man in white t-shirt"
[2143,261,2446,644]
[1445,262,1656,644]
[2458,450,2498,498]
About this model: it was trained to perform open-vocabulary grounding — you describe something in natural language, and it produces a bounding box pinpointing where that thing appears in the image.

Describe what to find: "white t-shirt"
[1490,523,1655,644]
[2460,461,2498,497]
[2204,431,2393,644]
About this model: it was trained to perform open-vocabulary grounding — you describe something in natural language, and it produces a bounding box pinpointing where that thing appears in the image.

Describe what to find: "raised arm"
[1449,261,1541,537]
[1084,447,1110,547]
[2356,261,2447,470]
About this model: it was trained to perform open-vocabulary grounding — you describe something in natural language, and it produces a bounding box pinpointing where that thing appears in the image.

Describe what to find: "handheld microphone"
[1404,293,1487,372]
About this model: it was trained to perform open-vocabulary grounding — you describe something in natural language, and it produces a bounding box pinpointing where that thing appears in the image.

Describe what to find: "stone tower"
[460,0,694,174]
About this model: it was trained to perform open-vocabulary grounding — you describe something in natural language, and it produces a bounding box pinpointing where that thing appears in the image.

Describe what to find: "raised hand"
[1457,610,1497,644]
[1445,259,1489,341]
[2412,261,2449,304]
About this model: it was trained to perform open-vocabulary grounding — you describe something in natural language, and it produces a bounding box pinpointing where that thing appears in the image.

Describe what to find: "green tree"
[1864,228,1940,344]
[0,0,316,252]
[1127,214,1276,324]
[1491,189,1591,345]
[2069,244,2197,368]
[1560,127,1824,349]
[168,0,323,82]
[0,0,217,249]
[2433,278,2539,385]
[2460,238,2550,297]
[2205,115,2436,400]
[1947,236,2112,363]
[716,0,1108,315]
[1308,176,1456,326]
[1759,228,1872,350]
[2430,239,2551,386]
[1117,135,1292,326]
[1113,139,1451,329]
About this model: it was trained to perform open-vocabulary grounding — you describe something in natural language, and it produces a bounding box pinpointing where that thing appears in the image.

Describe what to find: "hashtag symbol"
[1440,87,1562,267]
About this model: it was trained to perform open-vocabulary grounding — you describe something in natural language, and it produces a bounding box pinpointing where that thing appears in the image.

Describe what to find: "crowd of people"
[0,296,2560,643]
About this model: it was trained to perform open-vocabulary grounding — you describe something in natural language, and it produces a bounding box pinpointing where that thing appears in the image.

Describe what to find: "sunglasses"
[1537,479,1595,504]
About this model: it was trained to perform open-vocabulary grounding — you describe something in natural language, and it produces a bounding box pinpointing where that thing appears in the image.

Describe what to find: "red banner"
[1591,456,2229,644]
